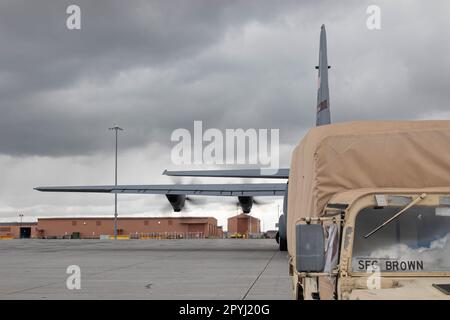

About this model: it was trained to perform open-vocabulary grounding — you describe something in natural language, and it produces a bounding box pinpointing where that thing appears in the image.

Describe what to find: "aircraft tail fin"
[316,24,331,126]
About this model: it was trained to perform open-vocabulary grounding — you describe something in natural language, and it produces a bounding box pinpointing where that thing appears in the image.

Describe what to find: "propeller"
[185,196,208,205]
[158,201,175,213]
[253,198,272,206]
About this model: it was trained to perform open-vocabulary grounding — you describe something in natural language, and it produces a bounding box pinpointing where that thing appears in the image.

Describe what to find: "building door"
[20,227,31,239]
[188,224,204,238]
[237,218,248,235]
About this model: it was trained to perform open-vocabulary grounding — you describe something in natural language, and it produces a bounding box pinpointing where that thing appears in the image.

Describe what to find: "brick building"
[227,214,261,237]
[0,222,38,239]
[0,217,221,239]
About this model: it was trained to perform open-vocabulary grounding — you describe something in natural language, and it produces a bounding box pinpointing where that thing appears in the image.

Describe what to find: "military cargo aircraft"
[35,25,332,253]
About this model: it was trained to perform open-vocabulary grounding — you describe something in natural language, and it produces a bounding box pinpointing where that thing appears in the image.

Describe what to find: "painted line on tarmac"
[241,250,278,300]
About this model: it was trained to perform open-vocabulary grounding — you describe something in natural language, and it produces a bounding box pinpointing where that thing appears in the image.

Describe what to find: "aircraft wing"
[163,168,289,179]
[34,183,286,196]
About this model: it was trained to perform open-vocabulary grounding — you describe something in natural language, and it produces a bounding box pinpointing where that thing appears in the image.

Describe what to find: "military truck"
[287,120,450,300]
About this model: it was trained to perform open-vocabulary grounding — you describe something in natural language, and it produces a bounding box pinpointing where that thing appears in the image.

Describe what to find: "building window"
[72,221,77,226]
[144,220,149,226]
[96,221,101,226]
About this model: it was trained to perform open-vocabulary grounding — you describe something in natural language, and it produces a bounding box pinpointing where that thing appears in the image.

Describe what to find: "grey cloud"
[0,0,310,156]
[0,0,450,157]
[1,0,450,221]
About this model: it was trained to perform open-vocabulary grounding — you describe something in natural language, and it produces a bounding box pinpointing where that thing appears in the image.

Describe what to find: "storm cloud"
[1,0,449,227]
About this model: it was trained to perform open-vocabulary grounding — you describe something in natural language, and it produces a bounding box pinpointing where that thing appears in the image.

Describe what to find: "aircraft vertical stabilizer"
[316,24,331,126]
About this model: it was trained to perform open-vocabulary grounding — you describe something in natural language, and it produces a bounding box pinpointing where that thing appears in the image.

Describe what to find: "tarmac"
[0,239,291,300]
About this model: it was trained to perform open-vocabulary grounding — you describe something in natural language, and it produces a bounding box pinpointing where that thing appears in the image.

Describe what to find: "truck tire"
[295,283,304,300]
[279,237,287,251]
[278,213,287,251]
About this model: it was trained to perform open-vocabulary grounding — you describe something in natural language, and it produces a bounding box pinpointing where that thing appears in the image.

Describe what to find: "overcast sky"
[1,0,449,230]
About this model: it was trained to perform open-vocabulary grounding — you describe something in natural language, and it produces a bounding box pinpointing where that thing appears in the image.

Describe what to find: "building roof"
[37,216,216,221]
[0,222,37,226]
[227,213,260,221]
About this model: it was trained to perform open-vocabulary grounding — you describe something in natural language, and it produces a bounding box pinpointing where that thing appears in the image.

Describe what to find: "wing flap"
[162,168,289,179]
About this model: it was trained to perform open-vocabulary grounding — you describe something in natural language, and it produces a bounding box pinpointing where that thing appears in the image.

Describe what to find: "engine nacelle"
[238,196,253,213]
[165,194,186,212]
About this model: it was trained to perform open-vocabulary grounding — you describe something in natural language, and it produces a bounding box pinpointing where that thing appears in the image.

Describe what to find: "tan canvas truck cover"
[287,120,450,255]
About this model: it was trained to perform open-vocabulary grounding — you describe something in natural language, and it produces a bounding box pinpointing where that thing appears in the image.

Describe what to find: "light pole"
[18,213,24,239]
[109,125,123,240]
[248,213,251,239]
